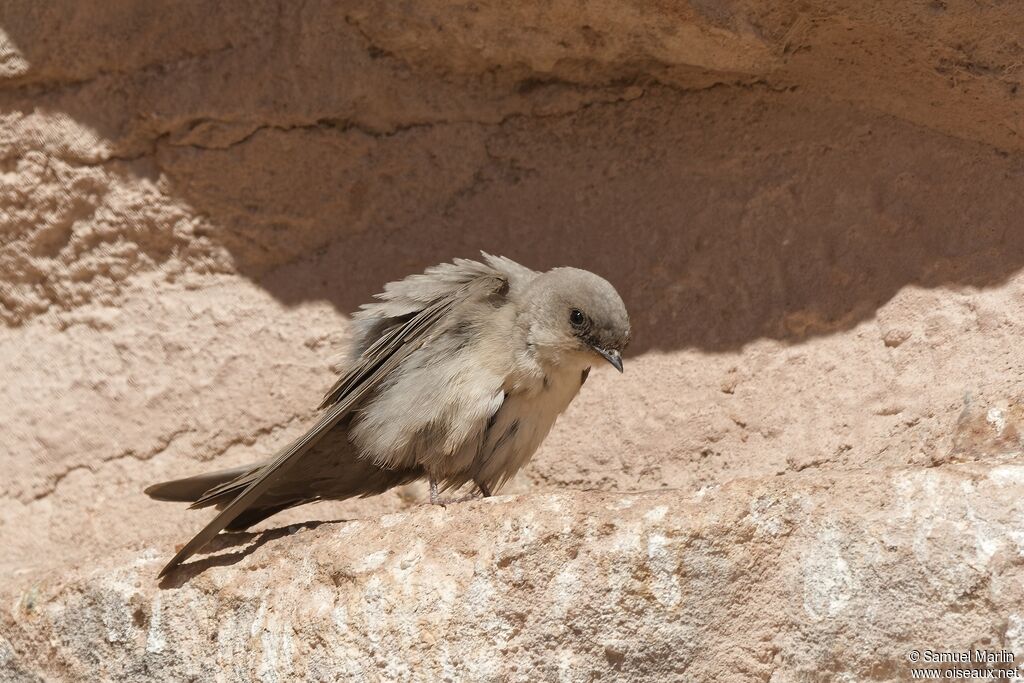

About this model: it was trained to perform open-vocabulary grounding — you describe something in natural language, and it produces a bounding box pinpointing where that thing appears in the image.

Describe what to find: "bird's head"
[519,267,631,372]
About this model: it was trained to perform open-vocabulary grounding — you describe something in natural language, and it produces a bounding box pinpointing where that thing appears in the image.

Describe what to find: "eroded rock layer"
[3,2,1024,681]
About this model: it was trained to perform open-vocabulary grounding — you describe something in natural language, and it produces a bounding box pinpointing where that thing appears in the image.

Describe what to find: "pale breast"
[472,363,589,490]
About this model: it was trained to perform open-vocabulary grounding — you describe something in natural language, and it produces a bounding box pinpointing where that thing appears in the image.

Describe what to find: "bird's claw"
[430,493,482,506]
[429,478,489,506]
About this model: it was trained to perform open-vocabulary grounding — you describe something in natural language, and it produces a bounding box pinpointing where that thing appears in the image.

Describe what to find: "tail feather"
[144,463,261,506]
[146,428,428,557]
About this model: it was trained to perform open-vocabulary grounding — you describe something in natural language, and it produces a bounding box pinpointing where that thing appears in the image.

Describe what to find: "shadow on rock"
[2,4,1023,355]
[157,519,349,587]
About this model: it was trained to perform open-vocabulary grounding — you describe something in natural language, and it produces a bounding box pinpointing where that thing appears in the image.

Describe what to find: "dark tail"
[146,450,423,534]
[145,462,301,531]
[144,463,262,506]
[146,418,429,569]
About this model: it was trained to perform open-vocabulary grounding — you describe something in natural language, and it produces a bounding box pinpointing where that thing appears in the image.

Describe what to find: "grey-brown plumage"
[146,254,630,577]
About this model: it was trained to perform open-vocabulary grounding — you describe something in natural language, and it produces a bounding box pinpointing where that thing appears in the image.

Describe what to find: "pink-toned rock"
[5,465,1024,682]
[3,2,1024,680]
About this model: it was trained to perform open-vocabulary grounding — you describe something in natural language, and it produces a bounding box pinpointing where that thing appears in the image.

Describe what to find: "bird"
[145,253,631,577]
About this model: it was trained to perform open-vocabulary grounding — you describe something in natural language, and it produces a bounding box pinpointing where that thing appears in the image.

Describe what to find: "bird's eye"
[569,309,585,327]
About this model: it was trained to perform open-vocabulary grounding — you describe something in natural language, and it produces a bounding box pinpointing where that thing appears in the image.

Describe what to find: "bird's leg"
[476,480,492,498]
[428,476,487,505]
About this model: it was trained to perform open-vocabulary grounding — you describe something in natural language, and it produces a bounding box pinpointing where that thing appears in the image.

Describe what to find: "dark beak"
[593,346,623,373]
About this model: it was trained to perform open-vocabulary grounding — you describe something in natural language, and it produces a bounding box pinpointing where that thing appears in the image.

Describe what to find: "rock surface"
[3,1,1024,680]
[7,465,1024,682]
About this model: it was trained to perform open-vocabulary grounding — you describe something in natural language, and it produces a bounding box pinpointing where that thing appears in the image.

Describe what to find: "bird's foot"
[429,478,490,506]
[431,493,481,506]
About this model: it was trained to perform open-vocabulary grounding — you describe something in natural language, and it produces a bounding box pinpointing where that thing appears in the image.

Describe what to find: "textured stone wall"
[3,2,1024,681]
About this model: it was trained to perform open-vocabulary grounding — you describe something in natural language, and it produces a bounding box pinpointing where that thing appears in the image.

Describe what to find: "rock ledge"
[5,464,1024,682]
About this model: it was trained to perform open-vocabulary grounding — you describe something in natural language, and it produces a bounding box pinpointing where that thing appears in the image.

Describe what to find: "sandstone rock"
[5,465,1024,681]
[3,2,1024,680]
